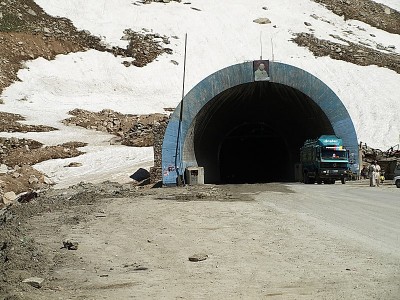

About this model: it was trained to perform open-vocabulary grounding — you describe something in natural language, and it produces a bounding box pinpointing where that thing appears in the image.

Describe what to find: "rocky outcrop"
[312,0,400,34]
[293,33,400,74]
[63,108,170,147]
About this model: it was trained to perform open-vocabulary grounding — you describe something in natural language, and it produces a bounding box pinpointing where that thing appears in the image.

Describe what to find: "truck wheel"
[341,177,346,184]
[396,180,400,188]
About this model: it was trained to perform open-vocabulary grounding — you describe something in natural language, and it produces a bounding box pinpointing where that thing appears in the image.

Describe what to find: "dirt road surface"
[3,181,400,299]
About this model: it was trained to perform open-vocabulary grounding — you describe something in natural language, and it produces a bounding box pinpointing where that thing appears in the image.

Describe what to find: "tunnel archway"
[162,61,359,185]
[193,82,334,183]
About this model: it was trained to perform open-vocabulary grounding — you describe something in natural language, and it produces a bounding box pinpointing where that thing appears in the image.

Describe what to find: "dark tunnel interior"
[192,81,334,184]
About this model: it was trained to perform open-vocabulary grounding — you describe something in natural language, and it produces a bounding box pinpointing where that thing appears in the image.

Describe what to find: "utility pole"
[175,33,188,186]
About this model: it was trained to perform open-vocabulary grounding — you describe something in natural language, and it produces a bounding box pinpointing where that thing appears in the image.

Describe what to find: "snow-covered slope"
[1,0,399,187]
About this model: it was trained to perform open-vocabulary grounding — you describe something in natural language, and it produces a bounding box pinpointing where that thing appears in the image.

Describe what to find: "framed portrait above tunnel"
[253,60,270,81]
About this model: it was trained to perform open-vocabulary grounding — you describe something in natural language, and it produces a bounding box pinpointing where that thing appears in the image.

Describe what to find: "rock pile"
[0,137,86,167]
[0,137,87,205]
[0,137,43,159]
[63,108,169,148]
[124,113,170,147]
[121,29,174,67]
[0,112,57,133]
[0,164,52,207]
[360,142,400,162]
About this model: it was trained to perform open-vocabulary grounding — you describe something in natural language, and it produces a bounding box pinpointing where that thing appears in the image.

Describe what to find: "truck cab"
[300,135,350,184]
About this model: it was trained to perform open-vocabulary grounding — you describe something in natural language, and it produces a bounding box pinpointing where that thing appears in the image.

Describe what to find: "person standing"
[361,166,368,179]
[368,161,376,187]
[375,161,381,187]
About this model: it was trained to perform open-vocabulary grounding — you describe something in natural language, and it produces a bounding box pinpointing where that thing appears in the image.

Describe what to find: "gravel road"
[259,181,400,256]
[8,181,400,299]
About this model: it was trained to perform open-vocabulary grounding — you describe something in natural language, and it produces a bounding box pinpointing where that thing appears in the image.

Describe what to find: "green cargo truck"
[300,135,350,184]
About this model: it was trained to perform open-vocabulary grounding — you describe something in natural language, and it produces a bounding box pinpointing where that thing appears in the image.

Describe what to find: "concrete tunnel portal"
[162,61,359,185]
[193,82,334,183]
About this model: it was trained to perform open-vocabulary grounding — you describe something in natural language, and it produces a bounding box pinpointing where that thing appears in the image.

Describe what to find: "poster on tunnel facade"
[253,60,270,81]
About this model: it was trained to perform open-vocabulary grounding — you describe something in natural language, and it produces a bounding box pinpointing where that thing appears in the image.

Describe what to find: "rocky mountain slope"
[0,0,173,200]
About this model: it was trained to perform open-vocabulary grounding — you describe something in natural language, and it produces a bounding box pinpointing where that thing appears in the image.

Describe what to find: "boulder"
[22,277,44,288]
[40,175,54,185]
[28,175,39,184]
[253,18,271,25]
[0,164,8,174]
[65,162,83,168]
[62,239,79,250]
[2,191,16,205]
[189,253,208,262]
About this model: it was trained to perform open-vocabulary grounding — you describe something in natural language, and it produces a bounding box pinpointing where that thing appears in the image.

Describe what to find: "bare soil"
[0,183,289,299]
[1,182,399,299]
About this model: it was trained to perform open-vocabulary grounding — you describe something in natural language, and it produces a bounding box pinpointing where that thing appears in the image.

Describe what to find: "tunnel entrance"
[193,82,334,184]
[162,61,359,186]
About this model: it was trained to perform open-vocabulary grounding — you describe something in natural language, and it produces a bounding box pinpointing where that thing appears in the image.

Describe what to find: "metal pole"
[271,37,274,61]
[175,33,188,185]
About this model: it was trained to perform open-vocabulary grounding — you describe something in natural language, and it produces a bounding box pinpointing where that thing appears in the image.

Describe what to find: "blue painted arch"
[162,61,359,185]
